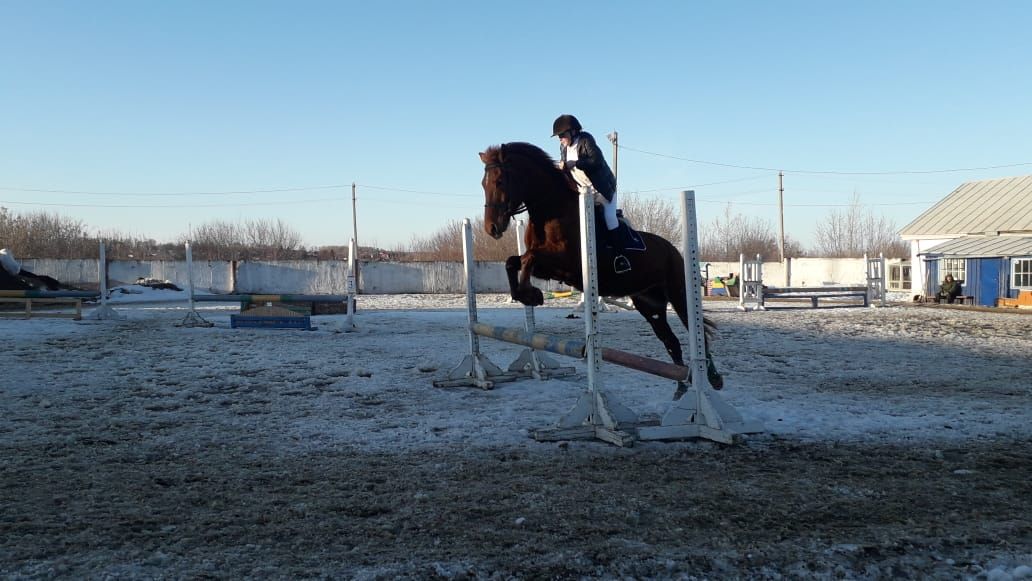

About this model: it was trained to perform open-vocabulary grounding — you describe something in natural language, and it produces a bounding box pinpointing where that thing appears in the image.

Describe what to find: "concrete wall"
[703,257,871,287]
[21,257,878,294]
[236,261,348,294]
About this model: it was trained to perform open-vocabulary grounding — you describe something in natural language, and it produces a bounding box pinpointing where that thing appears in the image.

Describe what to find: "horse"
[479,141,723,394]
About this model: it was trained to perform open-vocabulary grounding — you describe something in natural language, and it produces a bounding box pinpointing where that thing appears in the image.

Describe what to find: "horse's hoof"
[707,359,724,390]
[673,382,688,400]
[528,288,544,307]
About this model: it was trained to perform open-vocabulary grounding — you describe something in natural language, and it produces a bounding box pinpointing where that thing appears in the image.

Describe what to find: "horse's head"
[479,145,518,239]
[479,142,572,240]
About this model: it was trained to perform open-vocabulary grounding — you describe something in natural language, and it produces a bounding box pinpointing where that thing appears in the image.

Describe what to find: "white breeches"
[577,184,619,230]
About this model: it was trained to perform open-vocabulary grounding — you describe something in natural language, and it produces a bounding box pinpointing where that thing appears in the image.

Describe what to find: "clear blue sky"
[3,1,1031,250]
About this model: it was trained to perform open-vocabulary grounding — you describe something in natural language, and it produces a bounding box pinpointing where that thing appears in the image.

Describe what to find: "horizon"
[3,1,1031,250]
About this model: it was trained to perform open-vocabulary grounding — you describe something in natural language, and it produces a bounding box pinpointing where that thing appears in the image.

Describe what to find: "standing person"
[552,114,631,274]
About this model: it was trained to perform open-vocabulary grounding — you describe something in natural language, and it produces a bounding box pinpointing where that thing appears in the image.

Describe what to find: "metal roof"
[900,175,1032,238]
[918,236,1032,258]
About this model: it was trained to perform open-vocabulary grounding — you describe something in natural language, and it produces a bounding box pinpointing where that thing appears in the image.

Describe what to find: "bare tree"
[620,194,680,245]
[696,204,805,262]
[187,220,244,260]
[812,194,909,258]
[183,218,305,260]
[406,217,518,262]
[243,218,304,260]
[0,209,91,258]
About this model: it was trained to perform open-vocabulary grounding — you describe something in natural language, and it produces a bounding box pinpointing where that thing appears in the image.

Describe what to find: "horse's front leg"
[505,253,544,306]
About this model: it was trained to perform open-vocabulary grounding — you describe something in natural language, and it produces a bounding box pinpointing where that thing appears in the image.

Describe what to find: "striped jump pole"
[504,219,575,380]
[636,191,763,444]
[192,294,353,303]
[0,290,98,298]
[471,323,690,382]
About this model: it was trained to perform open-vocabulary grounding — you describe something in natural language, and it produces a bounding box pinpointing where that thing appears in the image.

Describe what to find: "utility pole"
[351,182,359,259]
[777,171,785,262]
[606,131,618,187]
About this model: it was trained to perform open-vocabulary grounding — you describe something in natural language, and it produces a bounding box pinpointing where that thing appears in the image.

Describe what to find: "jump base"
[230,314,312,330]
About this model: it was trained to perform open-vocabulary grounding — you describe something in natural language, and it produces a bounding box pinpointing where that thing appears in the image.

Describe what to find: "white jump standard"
[739,253,887,311]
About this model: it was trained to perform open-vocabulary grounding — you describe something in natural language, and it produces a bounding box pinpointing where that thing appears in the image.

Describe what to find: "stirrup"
[613,255,631,274]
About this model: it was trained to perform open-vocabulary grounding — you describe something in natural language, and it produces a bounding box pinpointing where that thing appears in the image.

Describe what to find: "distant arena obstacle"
[89,241,125,321]
[739,253,886,311]
[177,239,358,330]
[437,190,761,446]
[0,289,98,321]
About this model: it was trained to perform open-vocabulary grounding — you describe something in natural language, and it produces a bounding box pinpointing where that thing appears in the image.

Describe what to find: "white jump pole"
[345,237,357,330]
[88,240,124,320]
[637,191,762,444]
[531,190,638,446]
[177,241,213,327]
[506,219,576,380]
[433,219,518,389]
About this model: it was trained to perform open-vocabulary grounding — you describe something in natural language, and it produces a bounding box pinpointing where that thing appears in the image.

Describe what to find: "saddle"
[594,208,647,252]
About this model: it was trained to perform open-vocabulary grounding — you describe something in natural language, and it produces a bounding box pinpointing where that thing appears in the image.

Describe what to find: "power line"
[700,199,936,208]
[356,184,479,198]
[0,185,349,196]
[0,197,346,209]
[619,144,1032,175]
[620,173,770,195]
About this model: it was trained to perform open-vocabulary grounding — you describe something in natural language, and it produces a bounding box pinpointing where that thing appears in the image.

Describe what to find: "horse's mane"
[483,142,577,200]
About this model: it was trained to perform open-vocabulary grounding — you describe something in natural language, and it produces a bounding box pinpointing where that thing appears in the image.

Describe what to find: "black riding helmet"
[551,114,582,137]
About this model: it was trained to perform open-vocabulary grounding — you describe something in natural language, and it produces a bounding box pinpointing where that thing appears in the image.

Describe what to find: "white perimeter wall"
[703,257,872,287]
[21,257,880,294]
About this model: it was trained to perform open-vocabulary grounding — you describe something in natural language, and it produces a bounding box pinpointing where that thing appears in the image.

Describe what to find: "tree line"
[1,197,909,263]
[400,195,909,261]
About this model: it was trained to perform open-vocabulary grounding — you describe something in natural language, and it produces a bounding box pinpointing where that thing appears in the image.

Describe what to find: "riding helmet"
[551,114,582,137]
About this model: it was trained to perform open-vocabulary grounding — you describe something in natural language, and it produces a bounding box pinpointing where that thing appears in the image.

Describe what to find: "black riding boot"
[605,227,631,274]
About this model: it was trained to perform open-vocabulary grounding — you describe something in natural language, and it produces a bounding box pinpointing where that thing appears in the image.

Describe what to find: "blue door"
[977,259,1003,306]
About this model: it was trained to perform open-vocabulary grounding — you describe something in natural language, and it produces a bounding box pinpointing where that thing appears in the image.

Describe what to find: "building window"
[1014,258,1032,289]
[888,263,911,290]
[941,258,966,283]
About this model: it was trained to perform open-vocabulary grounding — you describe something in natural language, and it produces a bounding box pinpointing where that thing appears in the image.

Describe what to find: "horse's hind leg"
[668,271,724,391]
[629,290,689,398]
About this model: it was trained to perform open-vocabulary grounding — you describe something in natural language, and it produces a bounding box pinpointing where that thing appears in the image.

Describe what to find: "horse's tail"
[667,243,717,341]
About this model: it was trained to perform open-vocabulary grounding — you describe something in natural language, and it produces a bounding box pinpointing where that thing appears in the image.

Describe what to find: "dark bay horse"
[479,141,723,391]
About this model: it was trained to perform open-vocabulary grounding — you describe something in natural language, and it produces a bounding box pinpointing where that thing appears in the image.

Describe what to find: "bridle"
[482,161,526,217]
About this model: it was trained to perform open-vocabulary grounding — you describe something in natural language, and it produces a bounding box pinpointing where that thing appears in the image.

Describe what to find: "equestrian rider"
[552,114,631,274]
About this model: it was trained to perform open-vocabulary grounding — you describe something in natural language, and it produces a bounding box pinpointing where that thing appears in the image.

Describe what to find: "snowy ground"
[1,292,1030,579]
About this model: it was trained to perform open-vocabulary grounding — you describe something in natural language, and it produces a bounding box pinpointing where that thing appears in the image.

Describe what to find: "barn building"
[900,175,1032,306]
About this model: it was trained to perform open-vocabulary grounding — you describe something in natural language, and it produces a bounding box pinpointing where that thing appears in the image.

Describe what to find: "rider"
[552,114,631,274]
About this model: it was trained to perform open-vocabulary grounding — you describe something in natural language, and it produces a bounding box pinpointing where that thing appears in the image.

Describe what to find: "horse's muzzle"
[489,223,503,239]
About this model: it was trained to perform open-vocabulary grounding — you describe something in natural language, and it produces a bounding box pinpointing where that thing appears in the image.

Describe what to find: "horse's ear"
[479,151,489,164]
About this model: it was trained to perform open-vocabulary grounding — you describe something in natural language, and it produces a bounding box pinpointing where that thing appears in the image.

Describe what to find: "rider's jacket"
[560,131,617,202]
